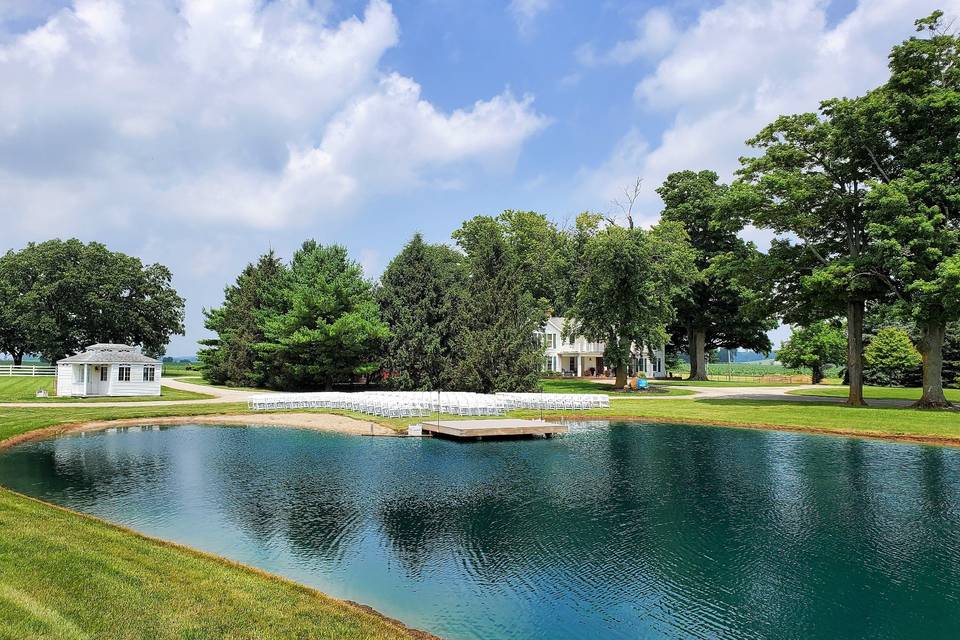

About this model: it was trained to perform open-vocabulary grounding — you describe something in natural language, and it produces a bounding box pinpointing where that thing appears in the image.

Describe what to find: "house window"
[118,366,131,382]
[542,356,555,372]
[100,367,108,382]
[143,366,155,382]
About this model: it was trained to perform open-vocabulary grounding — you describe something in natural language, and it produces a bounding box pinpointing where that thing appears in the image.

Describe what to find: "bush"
[864,327,922,387]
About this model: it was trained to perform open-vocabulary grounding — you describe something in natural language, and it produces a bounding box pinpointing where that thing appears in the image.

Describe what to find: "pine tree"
[378,234,465,390]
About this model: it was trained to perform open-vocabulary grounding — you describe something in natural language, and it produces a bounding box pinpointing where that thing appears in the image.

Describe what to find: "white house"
[56,344,162,397]
[540,317,665,378]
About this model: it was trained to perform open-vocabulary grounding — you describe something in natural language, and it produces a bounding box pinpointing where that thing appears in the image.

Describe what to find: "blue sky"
[0,0,952,356]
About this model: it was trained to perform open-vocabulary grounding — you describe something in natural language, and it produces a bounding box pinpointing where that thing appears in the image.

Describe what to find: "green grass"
[0,488,424,640]
[540,378,695,396]
[160,362,203,377]
[525,398,960,440]
[788,385,960,402]
[0,393,959,638]
[651,379,804,387]
[0,377,214,403]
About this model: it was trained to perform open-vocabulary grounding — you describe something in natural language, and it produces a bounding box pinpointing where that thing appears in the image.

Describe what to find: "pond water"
[2,422,960,639]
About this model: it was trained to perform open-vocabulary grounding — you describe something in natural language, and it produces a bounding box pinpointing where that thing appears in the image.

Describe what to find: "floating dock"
[418,419,567,440]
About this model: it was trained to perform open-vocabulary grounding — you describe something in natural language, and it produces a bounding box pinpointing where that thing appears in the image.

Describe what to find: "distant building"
[540,317,665,378]
[56,344,162,397]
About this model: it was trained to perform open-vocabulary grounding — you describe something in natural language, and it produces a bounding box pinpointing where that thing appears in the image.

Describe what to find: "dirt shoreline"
[0,413,399,451]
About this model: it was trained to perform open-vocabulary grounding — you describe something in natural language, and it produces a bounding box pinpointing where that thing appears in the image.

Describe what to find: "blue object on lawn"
[636,378,648,389]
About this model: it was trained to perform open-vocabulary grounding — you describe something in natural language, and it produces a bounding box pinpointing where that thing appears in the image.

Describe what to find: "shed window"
[100,367,108,382]
[118,366,131,382]
[143,366,155,382]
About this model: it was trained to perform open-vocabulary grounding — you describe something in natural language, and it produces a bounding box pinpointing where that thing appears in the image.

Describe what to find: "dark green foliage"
[377,234,465,390]
[199,251,287,387]
[776,322,847,384]
[856,12,960,406]
[201,242,389,391]
[567,222,697,387]
[258,242,390,391]
[657,170,776,380]
[450,216,549,393]
[864,327,922,387]
[0,239,184,363]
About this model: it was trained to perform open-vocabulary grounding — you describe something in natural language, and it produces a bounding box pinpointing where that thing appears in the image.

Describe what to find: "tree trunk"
[615,365,627,389]
[686,329,699,380]
[687,330,709,381]
[811,363,823,385]
[915,321,950,409]
[847,299,866,407]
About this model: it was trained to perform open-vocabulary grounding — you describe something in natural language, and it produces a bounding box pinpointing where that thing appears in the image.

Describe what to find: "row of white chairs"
[248,390,609,418]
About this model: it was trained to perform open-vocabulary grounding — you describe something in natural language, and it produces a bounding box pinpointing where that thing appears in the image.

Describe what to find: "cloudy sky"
[2,0,955,356]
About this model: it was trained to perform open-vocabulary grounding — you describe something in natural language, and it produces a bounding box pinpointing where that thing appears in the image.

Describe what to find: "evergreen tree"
[199,250,288,387]
[258,241,389,390]
[864,327,922,387]
[451,217,547,393]
[378,234,465,390]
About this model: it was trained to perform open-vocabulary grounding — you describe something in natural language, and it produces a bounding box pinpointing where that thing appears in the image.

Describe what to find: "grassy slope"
[1,395,959,638]
[0,490,423,640]
[0,378,214,402]
[788,385,960,402]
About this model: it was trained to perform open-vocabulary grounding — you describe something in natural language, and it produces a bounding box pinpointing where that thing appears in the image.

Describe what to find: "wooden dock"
[418,419,567,440]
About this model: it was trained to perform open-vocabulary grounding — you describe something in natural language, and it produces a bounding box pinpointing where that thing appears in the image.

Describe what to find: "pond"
[1,421,959,639]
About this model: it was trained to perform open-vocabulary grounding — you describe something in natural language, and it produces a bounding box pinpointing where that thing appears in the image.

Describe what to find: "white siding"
[56,364,73,396]
[107,364,162,396]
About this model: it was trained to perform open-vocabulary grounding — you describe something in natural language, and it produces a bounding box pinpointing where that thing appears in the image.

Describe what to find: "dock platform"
[418,419,567,440]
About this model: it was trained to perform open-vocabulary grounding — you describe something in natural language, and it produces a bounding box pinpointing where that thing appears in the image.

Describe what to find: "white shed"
[56,344,162,398]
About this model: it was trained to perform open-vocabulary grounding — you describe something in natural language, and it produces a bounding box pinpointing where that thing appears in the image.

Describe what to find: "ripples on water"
[2,421,960,639]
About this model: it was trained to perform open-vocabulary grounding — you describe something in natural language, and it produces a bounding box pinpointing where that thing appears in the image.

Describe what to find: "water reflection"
[1,422,959,639]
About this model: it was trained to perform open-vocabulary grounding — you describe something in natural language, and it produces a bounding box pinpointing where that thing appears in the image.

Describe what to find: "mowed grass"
[0,489,425,640]
[788,385,960,402]
[0,393,959,639]
[520,398,960,440]
[540,378,695,396]
[652,379,804,387]
[0,377,214,403]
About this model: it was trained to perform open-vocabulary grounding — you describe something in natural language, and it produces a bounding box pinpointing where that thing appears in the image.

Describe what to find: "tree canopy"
[377,234,465,390]
[567,221,697,387]
[657,170,776,381]
[450,216,548,393]
[777,322,847,384]
[0,239,185,363]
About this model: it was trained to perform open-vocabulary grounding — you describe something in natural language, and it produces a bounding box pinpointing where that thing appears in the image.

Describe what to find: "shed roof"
[58,344,161,365]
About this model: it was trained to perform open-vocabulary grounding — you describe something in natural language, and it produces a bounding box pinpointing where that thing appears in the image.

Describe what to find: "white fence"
[0,365,56,376]
[248,391,610,419]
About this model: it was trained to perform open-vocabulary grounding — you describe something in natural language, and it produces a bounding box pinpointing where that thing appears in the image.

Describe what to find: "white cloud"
[508,0,553,35]
[0,0,548,231]
[577,7,679,66]
[579,0,960,227]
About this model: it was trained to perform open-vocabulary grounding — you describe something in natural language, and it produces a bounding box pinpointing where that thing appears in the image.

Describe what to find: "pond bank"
[0,412,396,451]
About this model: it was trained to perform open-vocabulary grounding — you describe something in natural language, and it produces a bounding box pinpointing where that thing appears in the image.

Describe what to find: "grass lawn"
[788,385,960,402]
[540,378,695,396]
[0,488,425,640]
[651,379,805,388]
[0,377,214,403]
[1,394,959,638]
[524,398,960,441]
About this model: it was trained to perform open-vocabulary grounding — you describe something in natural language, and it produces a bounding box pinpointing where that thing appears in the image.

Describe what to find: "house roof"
[58,344,161,365]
